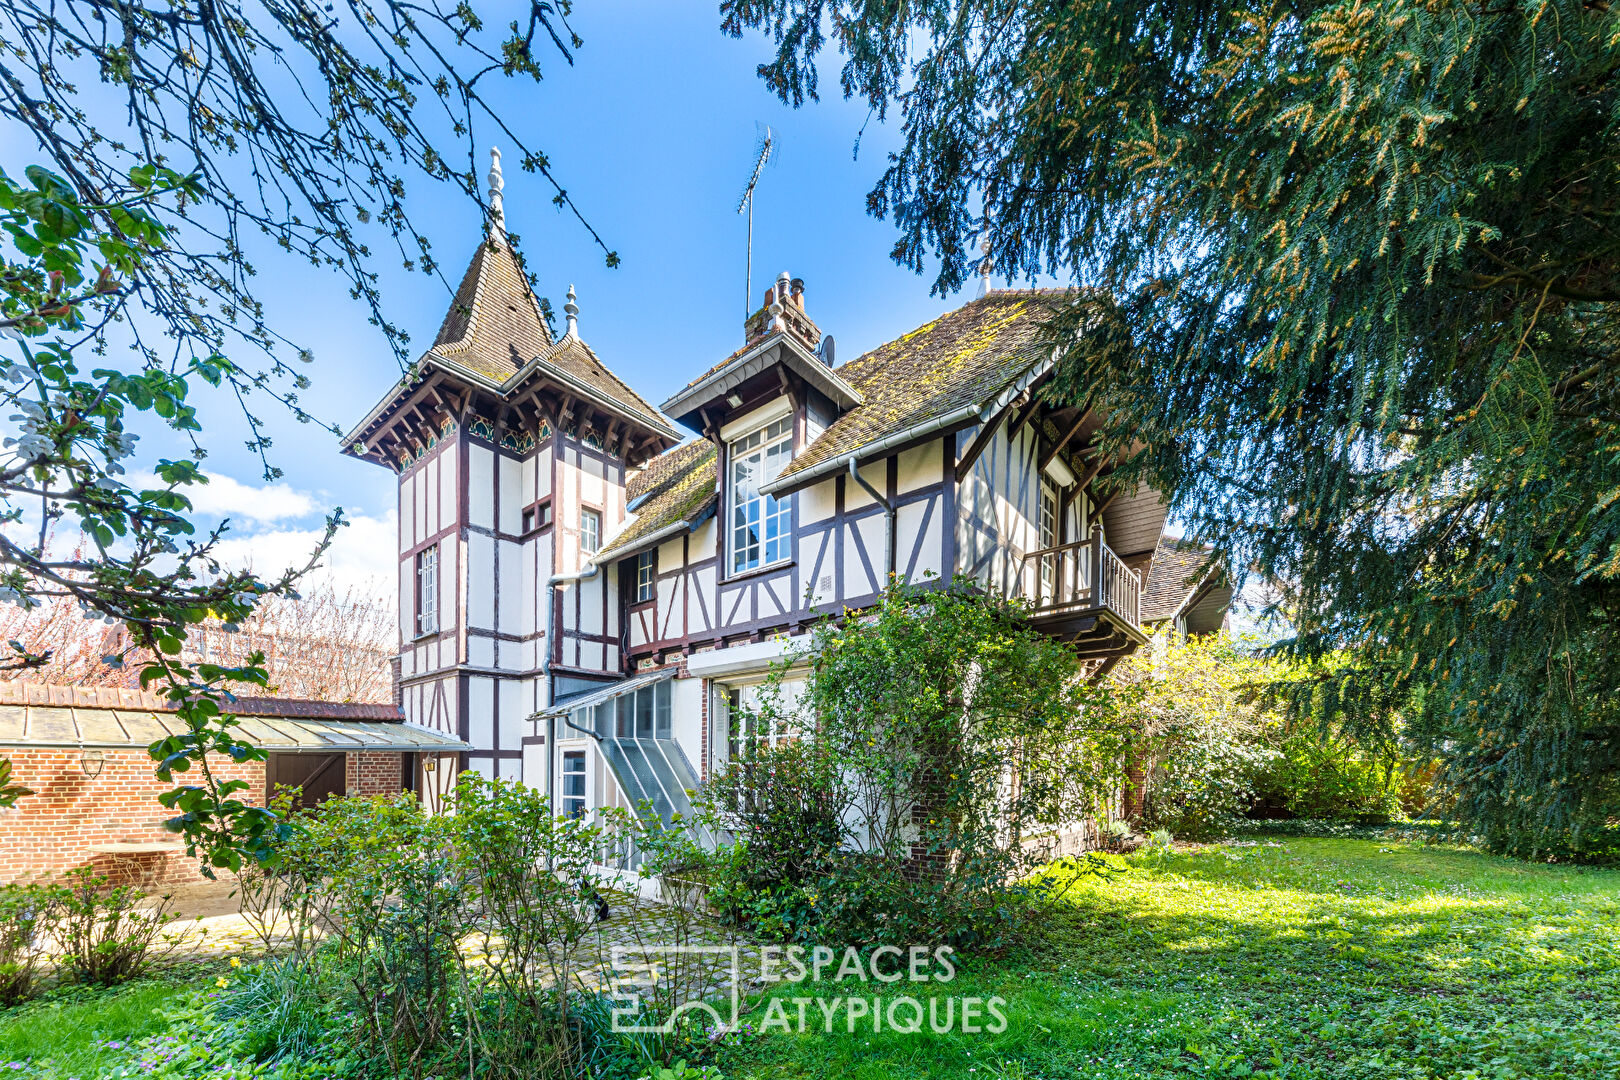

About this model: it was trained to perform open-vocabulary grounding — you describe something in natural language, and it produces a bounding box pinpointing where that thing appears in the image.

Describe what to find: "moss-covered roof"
[774,290,1062,485]
[595,440,718,560]
[535,334,667,431]
[432,235,554,379]
[597,290,1071,562]
[431,235,666,432]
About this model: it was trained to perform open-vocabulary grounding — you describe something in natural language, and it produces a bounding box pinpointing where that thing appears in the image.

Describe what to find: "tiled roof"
[595,440,718,560]
[536,335,668,432]
[427,235,671,433]
[432,235,554,380]
[677,338,758,397]
[1141,536,1219,622]
[773,290,1064,485]
[601,290,1072,561]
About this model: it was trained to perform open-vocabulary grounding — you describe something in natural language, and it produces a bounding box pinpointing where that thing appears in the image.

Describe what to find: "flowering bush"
[1113,630,1280,840]
[698,578,1132,952]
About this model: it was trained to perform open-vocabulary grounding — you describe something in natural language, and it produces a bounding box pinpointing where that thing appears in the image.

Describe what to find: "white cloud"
[207,511,396,606]
[130,471,315,524]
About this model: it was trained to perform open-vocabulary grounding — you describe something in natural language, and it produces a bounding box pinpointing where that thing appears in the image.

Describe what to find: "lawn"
[3,840,1615,1080]
[0,978,200,1077]
[718,838,1620,1079]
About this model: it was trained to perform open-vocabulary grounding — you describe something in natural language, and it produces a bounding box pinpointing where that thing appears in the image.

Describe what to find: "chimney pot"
[790,277,805,311]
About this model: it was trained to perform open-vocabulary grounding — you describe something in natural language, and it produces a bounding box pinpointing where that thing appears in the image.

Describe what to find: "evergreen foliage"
[723,0,1620,857]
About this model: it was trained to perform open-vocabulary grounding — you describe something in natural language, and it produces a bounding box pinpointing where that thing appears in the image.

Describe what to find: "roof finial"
[976,231,993,299]
[487,146,506,236]
[564,283,579,339]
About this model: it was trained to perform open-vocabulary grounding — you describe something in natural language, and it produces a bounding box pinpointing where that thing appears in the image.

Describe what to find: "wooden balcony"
[1019,533,1148,659]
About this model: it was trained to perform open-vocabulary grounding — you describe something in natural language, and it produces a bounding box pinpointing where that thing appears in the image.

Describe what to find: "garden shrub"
[1252,731,1406,822]
[258,783,724,1079]
[0,881,58,1005]
[1113,630,1279,840]
[698,578,1131,953]
[446,773,627,1080]
[278,793,467,1080]
[56,868,177,986]
[699,735,843,893]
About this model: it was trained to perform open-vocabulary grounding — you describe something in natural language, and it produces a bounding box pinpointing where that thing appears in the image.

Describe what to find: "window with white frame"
[561,750,587,818]
[1039,477,1058,598]
[720,682,797,762]
[580,507,601,554]
[729,416,793,574]
[414,544,439,636]
[635,550,654,603]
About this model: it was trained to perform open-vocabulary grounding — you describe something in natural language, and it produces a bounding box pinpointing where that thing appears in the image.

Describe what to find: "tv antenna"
[736,126,775,329]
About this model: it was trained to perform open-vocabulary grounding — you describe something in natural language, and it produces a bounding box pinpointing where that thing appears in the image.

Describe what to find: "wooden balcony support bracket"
[1075,453,1108,496]
[1039,411,1088,472]
[1092,488,1122,518]
[1007,396,1041,443]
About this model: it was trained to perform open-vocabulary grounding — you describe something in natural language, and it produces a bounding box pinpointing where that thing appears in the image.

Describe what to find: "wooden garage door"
[266,752,345,810]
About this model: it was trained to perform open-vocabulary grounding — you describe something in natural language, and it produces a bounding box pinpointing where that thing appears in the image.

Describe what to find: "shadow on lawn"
[1026,841,1618,997]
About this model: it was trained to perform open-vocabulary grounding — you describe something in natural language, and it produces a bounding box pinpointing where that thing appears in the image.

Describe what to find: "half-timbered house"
[343,152,1190,822]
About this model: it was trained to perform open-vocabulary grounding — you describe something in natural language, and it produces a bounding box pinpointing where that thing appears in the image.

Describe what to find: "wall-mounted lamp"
[422,756,438,773]
[79,748,105,779]
[725,393,743,408]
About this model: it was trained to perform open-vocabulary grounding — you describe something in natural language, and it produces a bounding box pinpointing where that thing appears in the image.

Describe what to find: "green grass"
[718,839,1620,1079]
[0,978,193,1076]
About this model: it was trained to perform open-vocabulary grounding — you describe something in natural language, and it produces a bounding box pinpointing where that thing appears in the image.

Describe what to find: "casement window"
[561,750,587,819]
[414,544,439,636]
[521,498,552,535]
[729,415,793,574]
[1039,477,1059,597]
[722,683,793,761]
[634,550,655,603]
[580,507,601,554]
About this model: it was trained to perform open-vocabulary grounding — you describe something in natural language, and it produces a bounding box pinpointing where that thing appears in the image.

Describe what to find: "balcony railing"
[1020,532,1142,627]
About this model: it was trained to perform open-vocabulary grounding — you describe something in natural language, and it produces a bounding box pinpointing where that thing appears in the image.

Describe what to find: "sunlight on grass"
[720,839,1620,1080]
[0,980,185,1076]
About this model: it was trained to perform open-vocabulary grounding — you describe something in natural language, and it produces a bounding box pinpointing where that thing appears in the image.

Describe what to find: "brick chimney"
[744,270,820,349]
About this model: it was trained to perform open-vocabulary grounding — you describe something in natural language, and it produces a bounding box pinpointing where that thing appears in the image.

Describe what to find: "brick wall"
[1,748,407,887]
[0,748,265,887]
[346,751,402,796]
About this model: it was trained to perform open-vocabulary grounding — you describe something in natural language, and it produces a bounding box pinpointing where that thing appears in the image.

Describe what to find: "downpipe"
[848,457,896,581]
[540,561,599,799]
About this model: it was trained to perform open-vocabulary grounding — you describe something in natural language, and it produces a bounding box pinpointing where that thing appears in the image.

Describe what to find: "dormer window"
[729,415,793,574]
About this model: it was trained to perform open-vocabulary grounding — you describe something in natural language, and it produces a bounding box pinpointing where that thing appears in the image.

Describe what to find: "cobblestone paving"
[153,886,768,1013]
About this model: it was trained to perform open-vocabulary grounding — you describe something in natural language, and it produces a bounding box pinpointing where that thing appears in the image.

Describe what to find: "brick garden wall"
[0,749,407,888]
[0,748,265,888]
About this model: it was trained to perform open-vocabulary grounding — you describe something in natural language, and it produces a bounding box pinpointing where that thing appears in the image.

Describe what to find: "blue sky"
[2,4,1052,601]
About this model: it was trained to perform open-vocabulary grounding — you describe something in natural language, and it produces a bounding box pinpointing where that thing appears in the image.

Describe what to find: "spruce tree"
[723,0,1620,856]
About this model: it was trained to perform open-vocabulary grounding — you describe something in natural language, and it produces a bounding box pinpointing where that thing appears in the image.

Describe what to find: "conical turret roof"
[430,235,554,380]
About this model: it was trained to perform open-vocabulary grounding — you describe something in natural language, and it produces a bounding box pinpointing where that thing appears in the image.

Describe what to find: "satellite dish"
[818,334,836,367]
